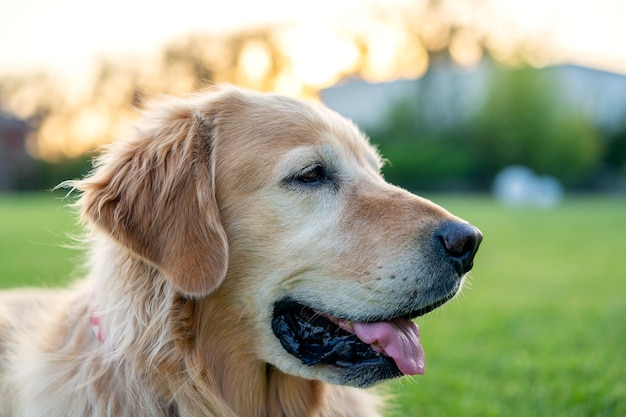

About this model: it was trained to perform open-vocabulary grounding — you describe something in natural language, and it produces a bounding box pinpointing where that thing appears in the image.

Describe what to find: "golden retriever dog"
[0,85,481,417]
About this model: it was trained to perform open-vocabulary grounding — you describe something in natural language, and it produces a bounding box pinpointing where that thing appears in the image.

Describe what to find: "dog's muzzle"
[272,221,482,387]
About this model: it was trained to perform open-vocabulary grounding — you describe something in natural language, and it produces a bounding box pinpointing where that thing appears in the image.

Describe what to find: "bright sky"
[0,0,367,78]
[1,0,625,82]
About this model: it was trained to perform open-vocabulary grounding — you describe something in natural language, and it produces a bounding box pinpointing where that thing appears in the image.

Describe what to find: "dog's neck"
[86,237,327,416]
[183,290,327,416]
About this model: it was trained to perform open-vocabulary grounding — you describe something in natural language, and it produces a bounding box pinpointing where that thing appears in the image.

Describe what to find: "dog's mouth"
[271,298,450,386]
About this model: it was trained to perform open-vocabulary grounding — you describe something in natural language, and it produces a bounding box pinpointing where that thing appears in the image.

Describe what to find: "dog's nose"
[437,222,482,274]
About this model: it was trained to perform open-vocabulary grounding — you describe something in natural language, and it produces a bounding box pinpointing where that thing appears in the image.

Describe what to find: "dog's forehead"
[274,137,380,179]
[271,97,379,167]
[264,115,384,185]
[215,91,382,181]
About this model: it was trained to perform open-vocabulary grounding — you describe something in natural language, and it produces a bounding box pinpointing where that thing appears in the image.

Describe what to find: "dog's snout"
[437,222,482,273]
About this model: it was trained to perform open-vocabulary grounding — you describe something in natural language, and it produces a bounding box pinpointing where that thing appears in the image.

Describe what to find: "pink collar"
[89,302,105,343]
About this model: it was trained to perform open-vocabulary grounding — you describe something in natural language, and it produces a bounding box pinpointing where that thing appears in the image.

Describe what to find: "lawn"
[387,195,626,417]
[0,192,82,288]
[0,192,624,416]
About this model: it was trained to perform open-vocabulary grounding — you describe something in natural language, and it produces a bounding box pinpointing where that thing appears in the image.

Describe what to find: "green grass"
[386,195,626,417]
[0,192,81,288]
[0,193,625,416]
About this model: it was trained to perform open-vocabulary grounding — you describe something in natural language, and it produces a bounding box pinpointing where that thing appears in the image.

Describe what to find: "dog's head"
[77,86,481,388]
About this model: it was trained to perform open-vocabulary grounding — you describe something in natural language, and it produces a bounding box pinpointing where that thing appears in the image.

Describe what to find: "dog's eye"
[295,164,326,185]
[285,163,339,191]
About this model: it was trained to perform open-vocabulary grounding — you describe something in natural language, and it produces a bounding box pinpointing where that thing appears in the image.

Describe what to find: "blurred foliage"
[35,154,95,190]
[370,62,615,191]
[371,95,481,191]
[7,154,94,191]
[0,0,624,191]
[605,129,626,174]
[470,66,602,185]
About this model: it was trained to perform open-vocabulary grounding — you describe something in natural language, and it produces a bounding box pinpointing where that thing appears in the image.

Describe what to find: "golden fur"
[0,86,479,416]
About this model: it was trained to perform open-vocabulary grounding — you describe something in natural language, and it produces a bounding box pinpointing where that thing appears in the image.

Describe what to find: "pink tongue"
[353,319,425,375]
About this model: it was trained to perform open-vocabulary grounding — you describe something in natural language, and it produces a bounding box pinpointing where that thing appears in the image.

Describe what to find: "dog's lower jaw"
[167,290,381,417]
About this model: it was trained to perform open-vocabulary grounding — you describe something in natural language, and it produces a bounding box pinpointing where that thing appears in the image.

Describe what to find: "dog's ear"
[75,100,228,297]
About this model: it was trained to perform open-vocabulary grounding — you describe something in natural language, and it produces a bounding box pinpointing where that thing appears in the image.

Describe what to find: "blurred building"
[0,114,34,191]
[320,59,487,131]
[551,64,626,133]
[320,61,626,133]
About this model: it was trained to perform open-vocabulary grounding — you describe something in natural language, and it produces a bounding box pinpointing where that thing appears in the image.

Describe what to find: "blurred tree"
[600,125,626,190]
[0,0,553,164]
[470,65,603,185]
[0,73,67,159]
[368,63,481,191]
[605,128,626,175]
[369,61,606,191]
[1,0,608,192]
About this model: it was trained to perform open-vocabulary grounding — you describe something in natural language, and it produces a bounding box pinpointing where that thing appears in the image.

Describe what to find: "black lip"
[271,299,402,386]
[271,299,392,366]
[271,290,460,387]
